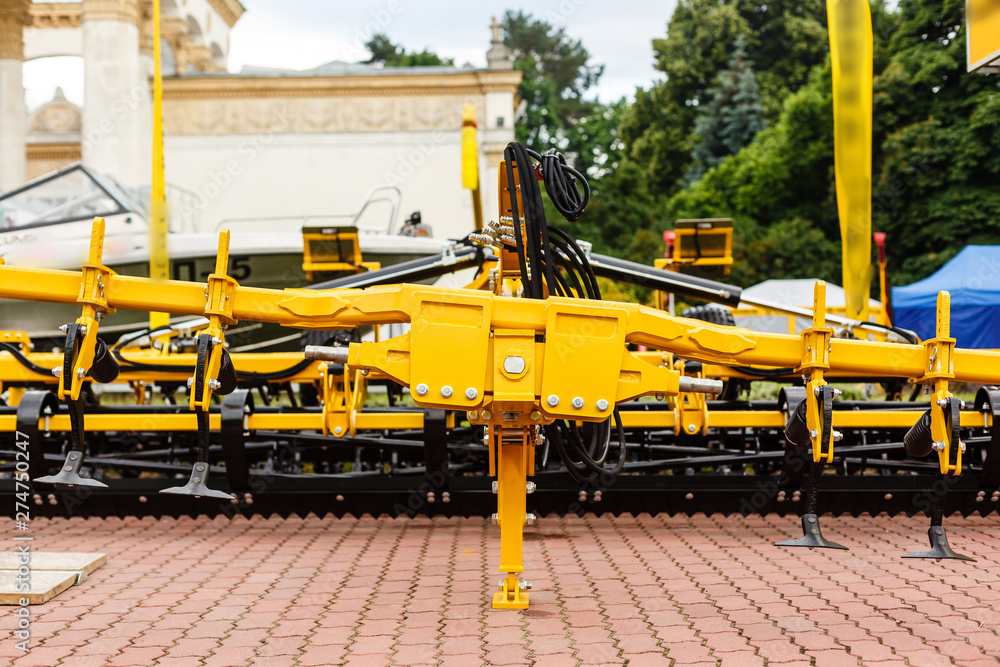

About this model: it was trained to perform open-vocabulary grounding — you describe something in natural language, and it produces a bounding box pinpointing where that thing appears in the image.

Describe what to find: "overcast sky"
[24,1,676,111]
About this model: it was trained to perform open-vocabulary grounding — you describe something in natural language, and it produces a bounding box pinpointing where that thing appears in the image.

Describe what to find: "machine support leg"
[492,427,531,609]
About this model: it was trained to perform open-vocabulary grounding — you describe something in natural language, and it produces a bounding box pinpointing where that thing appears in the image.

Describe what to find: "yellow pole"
[828,0,874,321]
[461,104,483,231]
[150,0,170,331]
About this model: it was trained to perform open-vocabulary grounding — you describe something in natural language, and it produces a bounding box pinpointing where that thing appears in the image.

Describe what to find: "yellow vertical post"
[492,426,529,609]
[828,0,874,321]
[461,104,483,231]
[149,0,170,331]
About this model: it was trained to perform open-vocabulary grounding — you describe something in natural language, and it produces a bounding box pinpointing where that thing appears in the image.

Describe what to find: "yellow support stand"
[492,425,531,609]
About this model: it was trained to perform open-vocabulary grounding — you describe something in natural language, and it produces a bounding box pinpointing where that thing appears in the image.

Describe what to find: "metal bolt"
[209,379,221,390]
[687,424,697,433]
[491,481,498,494]
[482,410,492,420]
[427,492,435,503]
[525,513,536,525]
[932,441,946,451]
[415,383,429,396]
[655,394,665,401]
[547,395,559,407]
[51,367,62,377]
[59,324,69,333]
[685,493,694,500]
[192,477,201,484]
[503,356,526,374]
[138,495,147,503]
[334,426,343,436]
[938,399,949,408]
[593,491,602,502]
[186,377,194,388]
[977,491,986,502]
[69,453,78,460]
[885,493,893,501]
[442,492,451,503]
[77,367,85,378]
[211,337,222,346]
[596,399,609,411]
[833,430,844,441]
[832,388,843,397]
[195,463,205,471]
[441,385,454,398]
[469,410,479,420]
[571,397,584,409]
[336,495,344,502]
[465,387,478,400]
[530,411,541,421]
[807,516,817,524]
[491,513,498,525]
[809,429,818,438]
[961,441,967,452]
[526,482,536,494]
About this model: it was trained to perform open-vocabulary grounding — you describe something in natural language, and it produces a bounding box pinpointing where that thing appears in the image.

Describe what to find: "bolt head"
[441,385,454,398]
[596,399,609,411]
[491,513,498,525]
[687,424,697,433]
[525,482,536,494]
[932,441,946,451]
[571,397,584,409]
[525,513,536,525]
[503,355,526,374]
[334,426,343,435]
[415,383,429,396]
[465,387,478,400]
[546,394,559,407]
[77,367,85,378]
[51,367,62,377]
[491,481,498,494]
[938,399,949,408]
[469,410,479,420]
[209,379,221,390]
[529,411,541,421]
[482,410,492,420]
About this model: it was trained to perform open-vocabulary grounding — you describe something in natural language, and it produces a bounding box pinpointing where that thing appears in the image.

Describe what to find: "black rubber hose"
[0,342,54,377]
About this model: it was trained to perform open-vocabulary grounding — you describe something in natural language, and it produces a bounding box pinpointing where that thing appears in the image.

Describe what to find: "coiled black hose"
[784,399,812,447]
[903,409,934,458]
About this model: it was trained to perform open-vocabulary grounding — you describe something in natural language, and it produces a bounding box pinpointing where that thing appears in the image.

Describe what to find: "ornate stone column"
[0,0,30,191]
[81,0,145,188]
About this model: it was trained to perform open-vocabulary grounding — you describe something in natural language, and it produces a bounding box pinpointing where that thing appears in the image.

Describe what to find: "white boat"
[0,163,453,344]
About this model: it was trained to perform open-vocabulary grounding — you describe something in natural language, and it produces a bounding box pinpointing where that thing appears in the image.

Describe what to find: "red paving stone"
[0,513,999,665]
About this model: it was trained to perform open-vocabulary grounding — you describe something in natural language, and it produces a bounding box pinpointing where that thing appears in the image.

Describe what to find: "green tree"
[363,34,453,67]
[686,35,766,184]
[502,11,604,154]
[620,0,829,196]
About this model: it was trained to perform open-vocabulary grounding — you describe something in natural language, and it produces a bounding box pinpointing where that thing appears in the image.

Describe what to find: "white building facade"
[1,0,521,241]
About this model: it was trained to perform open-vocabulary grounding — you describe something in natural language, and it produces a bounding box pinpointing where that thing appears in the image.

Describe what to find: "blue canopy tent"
[891,246,1000,349]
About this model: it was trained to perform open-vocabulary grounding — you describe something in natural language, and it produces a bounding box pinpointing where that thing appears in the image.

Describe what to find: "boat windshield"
[0,164,131,230]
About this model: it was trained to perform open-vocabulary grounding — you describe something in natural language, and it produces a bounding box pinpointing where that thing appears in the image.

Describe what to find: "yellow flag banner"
[461,104,479,190]
[828,0,874,321]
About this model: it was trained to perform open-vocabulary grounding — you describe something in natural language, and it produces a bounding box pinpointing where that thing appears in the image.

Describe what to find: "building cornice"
[0,0,30,59]
[207,0,244,28]
[81,0,141,26]
[29,2,81,30]
[162,69,522,100]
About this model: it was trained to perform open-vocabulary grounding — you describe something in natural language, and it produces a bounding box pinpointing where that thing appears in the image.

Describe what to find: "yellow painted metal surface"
[969,0,1000,71]
[149,0,170,331]
[828,0,874,321]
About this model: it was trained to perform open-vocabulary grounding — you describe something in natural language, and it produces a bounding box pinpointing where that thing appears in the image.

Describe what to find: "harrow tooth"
[159,462,234,501]
[903,525,974,561]
[34,450,108,488]
[774,513,848,550]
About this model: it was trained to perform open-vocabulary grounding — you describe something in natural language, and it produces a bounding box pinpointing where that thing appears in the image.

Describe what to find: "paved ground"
[0,513,999,666]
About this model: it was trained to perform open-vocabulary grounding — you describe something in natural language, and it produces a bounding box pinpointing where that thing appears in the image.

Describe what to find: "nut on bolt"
[525,482,536,494]
[525,513,536,525]
[491,513,498,525]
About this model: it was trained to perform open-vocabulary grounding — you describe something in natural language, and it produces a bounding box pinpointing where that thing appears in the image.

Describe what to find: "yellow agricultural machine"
[1,0,997,613]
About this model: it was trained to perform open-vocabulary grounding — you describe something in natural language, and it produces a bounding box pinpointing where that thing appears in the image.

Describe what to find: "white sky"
[23,1,677,112]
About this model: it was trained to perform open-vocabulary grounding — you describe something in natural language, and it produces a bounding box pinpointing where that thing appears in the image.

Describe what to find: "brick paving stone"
[0,514,996,666]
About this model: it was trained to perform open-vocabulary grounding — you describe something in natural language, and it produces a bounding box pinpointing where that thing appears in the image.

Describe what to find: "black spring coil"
[216,349,238,395]
[903,409,934,458]
[88,338,121,384]
[784,399,811,447]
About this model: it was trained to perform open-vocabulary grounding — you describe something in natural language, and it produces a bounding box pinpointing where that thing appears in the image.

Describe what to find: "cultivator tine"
[775,385,847,550]
[161,410,233,500]
[161,334,234,501]
[903,396,973,561]
[973,387,1000,487]
[34,398,107,488]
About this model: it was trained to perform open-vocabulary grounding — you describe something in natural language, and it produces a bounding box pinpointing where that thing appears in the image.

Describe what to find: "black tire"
[679,304,736,327]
